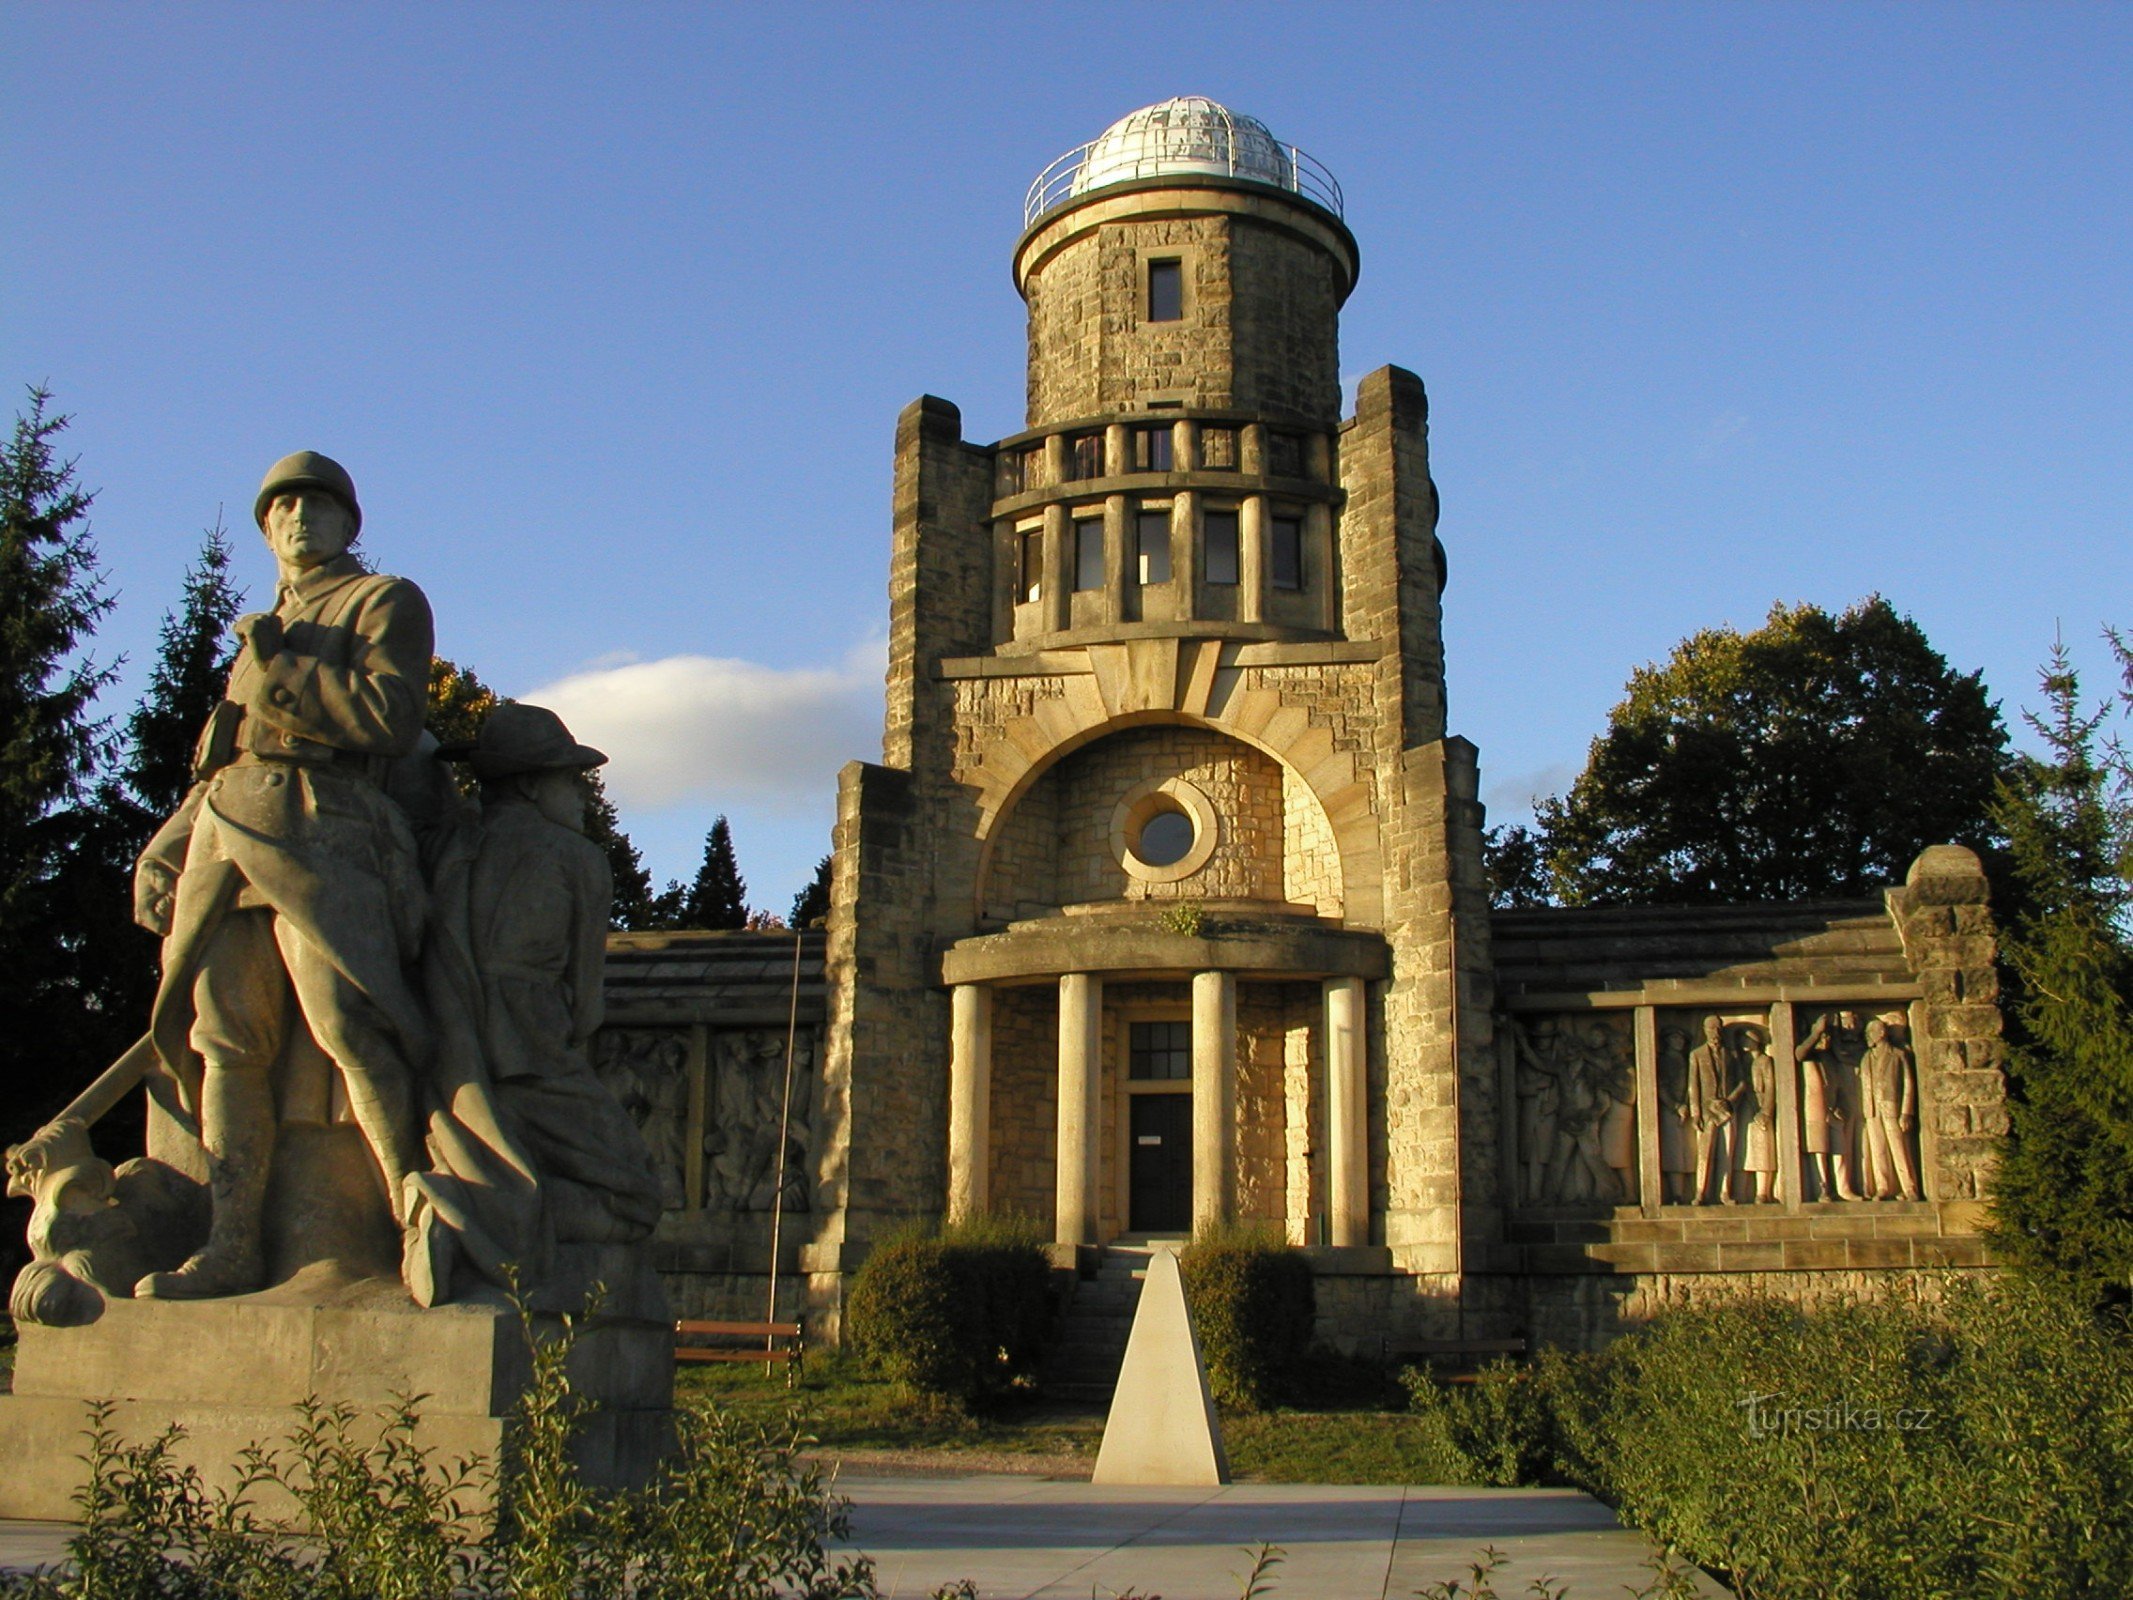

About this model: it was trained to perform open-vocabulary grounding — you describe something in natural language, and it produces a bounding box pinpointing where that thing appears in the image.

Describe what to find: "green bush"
[844,1214,1052,1404]
[1434,1276,2133,1600]
[1401,1358,1557,1488]
[1178,1224,1315,1411]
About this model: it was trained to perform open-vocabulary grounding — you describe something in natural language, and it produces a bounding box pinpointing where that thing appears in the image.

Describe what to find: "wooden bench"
[674,1319,805,1386]
[1386,1336,1529,1382]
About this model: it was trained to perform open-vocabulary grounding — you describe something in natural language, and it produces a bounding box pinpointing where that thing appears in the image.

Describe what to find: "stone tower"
[812,98,1499,1331]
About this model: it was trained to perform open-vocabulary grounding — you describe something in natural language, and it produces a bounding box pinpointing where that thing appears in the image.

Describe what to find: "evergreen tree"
[680,816,748,931]
[589,771,659,931]
[63,519,249,1162]
[0,387,122,1154]
[1537,597,2010,905]
[1987,637,2133,1304]
[791,853,833,928]
[99,519,246,845]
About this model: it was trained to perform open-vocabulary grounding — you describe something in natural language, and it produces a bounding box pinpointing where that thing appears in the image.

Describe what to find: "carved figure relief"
[703,1028,815,1213]
[1507,1013,1635,1206]
[1796,1009,1868,1201]
[1657,1025,1695,1203]
[1858,1016,1923,1200]
[1735,1023,1779,1204]
[592,1028,692,1213]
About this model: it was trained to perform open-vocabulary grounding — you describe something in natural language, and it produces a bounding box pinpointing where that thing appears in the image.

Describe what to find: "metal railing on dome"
[1023,138,1345,229]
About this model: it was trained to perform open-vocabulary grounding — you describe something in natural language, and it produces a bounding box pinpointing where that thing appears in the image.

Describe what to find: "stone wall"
[987,984,1059,1221]
[1054,725,1282,904]
[1021,209,1344,428]
[1337,366,1494,1274]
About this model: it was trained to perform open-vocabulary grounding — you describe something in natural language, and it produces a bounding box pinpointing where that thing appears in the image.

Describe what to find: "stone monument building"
[609,98,2007,1353]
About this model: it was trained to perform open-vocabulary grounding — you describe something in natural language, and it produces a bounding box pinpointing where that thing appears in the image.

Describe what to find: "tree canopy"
[1533,597,2010,906]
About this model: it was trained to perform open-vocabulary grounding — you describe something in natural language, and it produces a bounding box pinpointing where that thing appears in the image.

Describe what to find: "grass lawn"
[678,1347,1457,1485]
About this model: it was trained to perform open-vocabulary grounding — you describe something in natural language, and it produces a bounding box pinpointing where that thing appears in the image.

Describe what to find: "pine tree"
[0,387,121,1159]
[102,519,246,848]
[588,771,659,931]
[680,816,748,931]
[1987,638,2133,1304]
[63,519,249,1161]
[791,853,833,928]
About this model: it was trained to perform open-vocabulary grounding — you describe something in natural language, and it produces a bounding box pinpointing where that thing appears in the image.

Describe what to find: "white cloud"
[523,636,885,810]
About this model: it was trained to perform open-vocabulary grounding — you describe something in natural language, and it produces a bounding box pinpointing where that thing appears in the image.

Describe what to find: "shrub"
[1400,1358,1556,1487]
[1540,1277,2133,1600]
[1178,1224,1315,1411]
[844,1214,1052,1404]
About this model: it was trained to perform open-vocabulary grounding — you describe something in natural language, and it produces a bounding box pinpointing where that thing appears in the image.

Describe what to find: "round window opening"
[1135,804,1196,868]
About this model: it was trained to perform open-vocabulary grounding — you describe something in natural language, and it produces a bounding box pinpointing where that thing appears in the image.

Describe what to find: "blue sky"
[6,4,2130,908]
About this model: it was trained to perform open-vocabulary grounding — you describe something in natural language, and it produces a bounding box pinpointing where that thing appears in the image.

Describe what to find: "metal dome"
[1025,97,1342,228]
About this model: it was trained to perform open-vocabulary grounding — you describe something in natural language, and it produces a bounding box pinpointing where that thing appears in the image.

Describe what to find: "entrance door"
[1129,1094,1192,1233]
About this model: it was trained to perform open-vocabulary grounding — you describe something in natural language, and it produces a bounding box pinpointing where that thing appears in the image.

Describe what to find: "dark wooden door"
[1129,1094,1192,1233]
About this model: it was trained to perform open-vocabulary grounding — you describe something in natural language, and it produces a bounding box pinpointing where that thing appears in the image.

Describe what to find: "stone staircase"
[1042,1239,1182,1403]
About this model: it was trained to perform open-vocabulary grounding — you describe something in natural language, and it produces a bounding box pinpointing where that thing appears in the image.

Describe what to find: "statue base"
[0,1263,675,1521]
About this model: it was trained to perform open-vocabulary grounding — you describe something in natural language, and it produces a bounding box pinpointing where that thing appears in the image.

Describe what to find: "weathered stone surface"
[0,1277,673,1518]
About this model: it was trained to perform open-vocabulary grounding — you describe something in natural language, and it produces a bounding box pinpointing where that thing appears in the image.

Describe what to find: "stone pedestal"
[0,1269,674,1521]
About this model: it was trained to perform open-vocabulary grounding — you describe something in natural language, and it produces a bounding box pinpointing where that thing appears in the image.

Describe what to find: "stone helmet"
[254,451,361,534]
[443,702,607,781]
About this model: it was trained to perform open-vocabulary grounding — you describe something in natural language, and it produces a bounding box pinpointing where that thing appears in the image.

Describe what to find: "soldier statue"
[132,452,433,1298]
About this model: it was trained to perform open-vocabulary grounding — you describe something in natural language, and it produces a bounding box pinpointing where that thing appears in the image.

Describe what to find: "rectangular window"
[1132,425,1174,473]
[1200,425,1236,470]
[1135,508,1171,584]
[1018,526,1042,603]
[1267,431,1305,479]
[1130,1019,1191,1080]
[1074,516,1105,591]
[1069,431,1105,481]
[1147,259,1183,322]
[1270,514,1304,590]
[1204,509,1240,585]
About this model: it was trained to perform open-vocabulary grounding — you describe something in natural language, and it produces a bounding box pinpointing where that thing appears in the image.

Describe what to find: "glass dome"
[1026,97,1342,228]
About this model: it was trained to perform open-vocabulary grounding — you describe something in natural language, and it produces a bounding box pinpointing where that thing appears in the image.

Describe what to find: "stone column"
[1239,494,1265,623]
[948,984,992,1222]
[1043,502,1071,634]
[1192,970,1238,1234]
[1769,1001,1801,1210]
[1056,972,1104,1246]
[1633,1006,1661,1213]
[1324,976,1367,1246]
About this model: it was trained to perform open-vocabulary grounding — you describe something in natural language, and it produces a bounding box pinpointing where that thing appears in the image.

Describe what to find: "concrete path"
[835,1476,1728,1599]
[0,1480,1728,1599]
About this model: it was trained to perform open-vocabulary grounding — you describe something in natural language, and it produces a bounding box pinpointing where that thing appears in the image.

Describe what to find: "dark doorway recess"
[1130,1093,1192,1232]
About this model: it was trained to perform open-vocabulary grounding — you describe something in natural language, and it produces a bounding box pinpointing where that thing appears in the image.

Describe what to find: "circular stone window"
[1135,803,1196,867]
[1111,778,1220,884]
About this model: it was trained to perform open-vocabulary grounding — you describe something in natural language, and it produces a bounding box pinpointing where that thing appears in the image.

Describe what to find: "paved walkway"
[0,1480,1728,1599]
[835,1477,1726,1599]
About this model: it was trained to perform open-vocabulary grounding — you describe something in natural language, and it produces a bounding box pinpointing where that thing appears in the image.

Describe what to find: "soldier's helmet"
[254,451,361,534]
